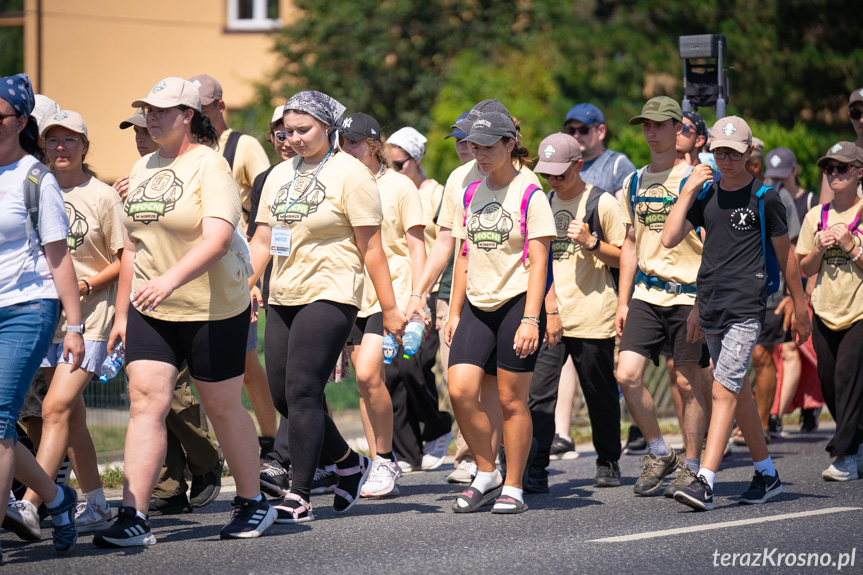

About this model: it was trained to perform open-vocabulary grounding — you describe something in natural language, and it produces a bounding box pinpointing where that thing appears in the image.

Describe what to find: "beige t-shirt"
[452,171,556,311]
[796,202,863,330]
[621,162,703,307]
[125,146,249,321]
[360,169,426,316]
[418,178,444,291]
[549,187,625,338]
[219,129,270,228]
[257,151,383,308]
[54,178,125,342]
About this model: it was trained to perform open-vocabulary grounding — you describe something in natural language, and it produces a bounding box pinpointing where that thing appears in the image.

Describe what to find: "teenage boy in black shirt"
[662,116,811,511]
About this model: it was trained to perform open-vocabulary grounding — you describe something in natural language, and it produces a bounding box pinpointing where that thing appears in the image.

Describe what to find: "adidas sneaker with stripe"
[93,506,156,548]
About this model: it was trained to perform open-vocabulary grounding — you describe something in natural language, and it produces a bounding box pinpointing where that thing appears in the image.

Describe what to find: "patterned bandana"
[387,127,427,163]
[0,73,35,117]
[283,91,346,129]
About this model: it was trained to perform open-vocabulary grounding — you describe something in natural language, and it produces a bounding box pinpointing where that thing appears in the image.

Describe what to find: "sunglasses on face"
[680,124,696,136]
[392,159,408,171]
[539,172,567,182]
[850,108,863,121]
[565,125,593,136]
[712,150,744,161]
[274,131,287,143]
[822,163,853,176]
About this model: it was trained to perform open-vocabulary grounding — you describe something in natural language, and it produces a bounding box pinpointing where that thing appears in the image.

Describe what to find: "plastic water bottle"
[402,312,426,359]
[99,342,125,383]
[382,334,398,365]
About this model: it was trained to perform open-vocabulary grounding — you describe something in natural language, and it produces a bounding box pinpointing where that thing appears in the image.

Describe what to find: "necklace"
[375,164,387,180]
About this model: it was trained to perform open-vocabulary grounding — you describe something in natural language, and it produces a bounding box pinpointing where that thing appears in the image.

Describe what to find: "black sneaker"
[739,470,783,504]
[633,448,678,495]
[220,496,276,539]
[310,468,338,494]
[768,414,782,439]
[148,493,192,516]
[93,506,156,548]
[663,467,698,498]
[594,460,621,488]
[190,457,224,508]
[623,426,648,455]
[260,459,291,498]
[549,435,578,461]
[673,473,714,511]
[524,473,550,494]
[801,407,820,433]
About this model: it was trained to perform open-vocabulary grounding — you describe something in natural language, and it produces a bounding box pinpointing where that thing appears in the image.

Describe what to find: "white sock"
[457,470,501,508]
[85,488,108,509]
[136,510,148,521]
[500,485,523,503]
[648,436,671,457]
[697,468,716,490]
[46,486,65,509]
[753,456,776,477]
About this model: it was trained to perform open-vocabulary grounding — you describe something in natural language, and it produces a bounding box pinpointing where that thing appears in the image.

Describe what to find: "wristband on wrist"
[585,235,600,251]
[82,279,92,295]
[547,310,560,315]
[520,318,540,327]
[410,293,423,298]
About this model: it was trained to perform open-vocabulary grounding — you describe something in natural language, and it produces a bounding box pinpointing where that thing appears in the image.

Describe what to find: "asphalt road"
[3,423,862,575]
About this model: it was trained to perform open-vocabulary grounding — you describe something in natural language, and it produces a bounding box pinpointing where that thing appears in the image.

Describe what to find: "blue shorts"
[41,339,109,374]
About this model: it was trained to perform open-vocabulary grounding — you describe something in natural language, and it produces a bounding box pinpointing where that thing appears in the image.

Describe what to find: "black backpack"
[582,186,620,293]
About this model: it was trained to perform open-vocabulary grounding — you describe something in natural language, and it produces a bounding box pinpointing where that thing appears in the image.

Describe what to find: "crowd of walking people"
[1,69,861,556]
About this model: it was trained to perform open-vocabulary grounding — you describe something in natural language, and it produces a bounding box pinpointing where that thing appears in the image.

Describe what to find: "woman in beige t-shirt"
[14,111,124,534]
[448,112,556,514]
[341,113,426,497]
[797,142,863,481]
[98,78,275,547]
[248,92,406,522]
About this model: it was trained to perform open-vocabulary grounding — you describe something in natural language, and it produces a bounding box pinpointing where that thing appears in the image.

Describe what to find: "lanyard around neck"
[285,146,333,215]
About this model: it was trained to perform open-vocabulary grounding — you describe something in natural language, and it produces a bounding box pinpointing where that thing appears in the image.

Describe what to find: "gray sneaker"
[74,501,113,533]
[633,448,678,496]
[664,466,698,498]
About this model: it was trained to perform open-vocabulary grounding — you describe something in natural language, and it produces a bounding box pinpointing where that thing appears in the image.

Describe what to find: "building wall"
[24,0,294,180]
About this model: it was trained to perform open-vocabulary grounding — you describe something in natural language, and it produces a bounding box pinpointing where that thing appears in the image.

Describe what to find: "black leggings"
[265,301,358,500]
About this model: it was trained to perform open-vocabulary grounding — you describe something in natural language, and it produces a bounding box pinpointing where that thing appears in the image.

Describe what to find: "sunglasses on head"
[850,108,863,121]
[274,131,287,143]
[565,125,593,136]
[822,163,853,176]
[392,159,408,171]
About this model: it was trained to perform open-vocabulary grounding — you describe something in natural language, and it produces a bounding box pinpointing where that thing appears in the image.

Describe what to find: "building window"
[227,0,280,31]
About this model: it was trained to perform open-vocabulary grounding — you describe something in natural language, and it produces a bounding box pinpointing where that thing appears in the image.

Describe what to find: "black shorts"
[448,292,545,374]
[346,312,383,346]
[18,369,48,421]
[619,299,709,367]
[126,304,250,382]
[757,305,792,347]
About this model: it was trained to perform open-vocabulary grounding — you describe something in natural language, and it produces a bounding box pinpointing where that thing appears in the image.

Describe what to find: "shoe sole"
[274,507,314,524]
[1,515,41,541]
[673,491,713,511]
[822,471,857,482]
[94,532,157,548]
[221,505,277,539]
[190,486,221,509]
[360,484,400,499]
[334,456,373,514]
[633,479,670,496]
[491,500,529,514]
[594,480,621,488]
[148,506,192,516]
[739,484,784,504]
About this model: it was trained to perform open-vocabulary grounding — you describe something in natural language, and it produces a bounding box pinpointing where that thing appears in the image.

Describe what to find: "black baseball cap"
[340,112,381,141]
[462,112,517,146]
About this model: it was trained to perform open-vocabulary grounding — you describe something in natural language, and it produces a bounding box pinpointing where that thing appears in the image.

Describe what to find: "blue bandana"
[0,73,35,117]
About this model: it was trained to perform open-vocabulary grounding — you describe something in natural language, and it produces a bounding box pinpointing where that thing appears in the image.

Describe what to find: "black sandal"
[452,484,503,513]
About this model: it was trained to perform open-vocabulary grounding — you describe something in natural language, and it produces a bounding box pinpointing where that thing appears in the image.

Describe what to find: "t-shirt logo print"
[824,224,861,266]
[635,184,674,231]
[551,210,575,260]
[272,177,326,222]
[125,169,184,224]
[730,207,756,231]
[467,202,514,251]
[64,202,88,250]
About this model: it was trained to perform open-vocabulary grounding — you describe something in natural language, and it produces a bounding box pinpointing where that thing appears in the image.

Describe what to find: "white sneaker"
[397,459,417,474]
[74,501,113,533]
[822,455,858,481]
[421,432,452,470]
[446,460,477,484]
[360,456,401,497]
[2,499,41,541]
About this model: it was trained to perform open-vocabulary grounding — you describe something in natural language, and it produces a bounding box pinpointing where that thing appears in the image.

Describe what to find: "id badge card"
[270,225,292,256]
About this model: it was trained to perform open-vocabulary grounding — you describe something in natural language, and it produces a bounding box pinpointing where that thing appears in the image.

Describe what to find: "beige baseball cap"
[271,105,284,124]
[32,94,60,131]
[816,141,863,168]
[188,74,223,106]
[40,110,87,139]
[848,87,863,106]
[534,133,582,176]
[709,116,752,154]
[131,77,201,111]
[119,108,148,130]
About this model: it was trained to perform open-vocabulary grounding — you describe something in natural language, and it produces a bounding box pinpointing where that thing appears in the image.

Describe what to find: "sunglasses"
[822,163,853,176]
[392,159,408,171]
[680,124,695,136]
[274,131,287,143]
[712,150,744,161]
[565,125,593,136]
[850,108,863,121]
[539,172,567,182]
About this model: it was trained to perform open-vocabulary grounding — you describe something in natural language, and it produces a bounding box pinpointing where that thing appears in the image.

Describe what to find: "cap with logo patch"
[188,74,223,106]
[446,111,470,140]
[848,87,863,106]
[816,141,863,168]
[708,116,752,154]
[462,112,517,147]
[461,99,510,133]
[764,147,797,179]
[40,110,87,139]
[565,103,605,126]
[131,77,201,112]
[120,108,148,130]
[534,133,582,176]
[340,112,381,142]
[629,96,682,125]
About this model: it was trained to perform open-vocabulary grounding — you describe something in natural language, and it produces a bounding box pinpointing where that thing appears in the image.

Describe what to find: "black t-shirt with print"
[686,177,788,332]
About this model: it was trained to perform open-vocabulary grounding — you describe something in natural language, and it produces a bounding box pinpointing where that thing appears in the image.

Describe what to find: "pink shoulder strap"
[820,202,830,231]
[520,184,542,265]
[460,180,482,256]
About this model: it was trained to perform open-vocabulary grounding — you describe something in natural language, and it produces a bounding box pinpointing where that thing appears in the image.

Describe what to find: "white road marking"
[589,507,863,543]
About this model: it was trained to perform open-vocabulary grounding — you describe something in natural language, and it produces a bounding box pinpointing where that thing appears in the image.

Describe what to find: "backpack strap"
[818,202,830,231]
[24,163,50,244]
[627,167,646,210]
[583,185,607,242]
[519,184,542,265]
[223,130,243,170]
[460,180,482,256]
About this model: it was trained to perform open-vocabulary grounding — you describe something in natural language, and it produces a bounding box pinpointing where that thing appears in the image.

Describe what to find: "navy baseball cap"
[565,103,605,126]
[446,111,470,140]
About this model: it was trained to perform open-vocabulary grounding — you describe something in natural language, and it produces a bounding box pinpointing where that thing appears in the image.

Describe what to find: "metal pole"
[715,37,726,119]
